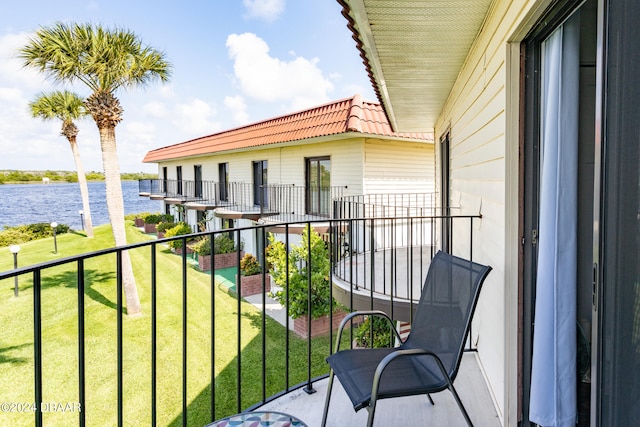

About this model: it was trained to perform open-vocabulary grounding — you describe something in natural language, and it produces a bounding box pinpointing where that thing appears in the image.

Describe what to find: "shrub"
[156,221,177,233]
[125,211,151,221]
[143,213,162,224]
[160,214,174,223]
[240,253,261,276]
[354,316,394,348]
[0,223,70,247]
[192,233,240,256]
[266,227,335,319]
[164,222,193,249]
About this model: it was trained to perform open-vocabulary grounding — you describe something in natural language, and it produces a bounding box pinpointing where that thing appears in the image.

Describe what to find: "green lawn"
[0,223,335,426]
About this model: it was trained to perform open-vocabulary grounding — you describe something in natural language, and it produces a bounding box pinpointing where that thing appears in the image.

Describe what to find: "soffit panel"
[347,0,494,132]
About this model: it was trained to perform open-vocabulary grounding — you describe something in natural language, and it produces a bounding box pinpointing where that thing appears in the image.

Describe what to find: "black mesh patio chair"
[321,251,492,427]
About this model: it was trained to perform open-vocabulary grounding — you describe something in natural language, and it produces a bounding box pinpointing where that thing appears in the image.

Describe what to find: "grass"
[0,222,337,426]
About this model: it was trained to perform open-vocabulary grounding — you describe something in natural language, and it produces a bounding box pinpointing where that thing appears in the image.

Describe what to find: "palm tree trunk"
[98,125,142,315]
[68,136,94,238]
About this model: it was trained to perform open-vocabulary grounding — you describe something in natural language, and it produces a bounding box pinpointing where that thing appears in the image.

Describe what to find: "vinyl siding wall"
[434,1,547,424]
[154,138,367,209]
[363,138,435,194]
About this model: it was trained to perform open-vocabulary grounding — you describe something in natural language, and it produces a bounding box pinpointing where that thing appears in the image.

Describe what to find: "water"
[0,181,162,230]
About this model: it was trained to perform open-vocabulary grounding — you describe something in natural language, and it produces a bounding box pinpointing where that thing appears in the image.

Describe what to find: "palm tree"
[19,23,171,315]
[29,90,95,239]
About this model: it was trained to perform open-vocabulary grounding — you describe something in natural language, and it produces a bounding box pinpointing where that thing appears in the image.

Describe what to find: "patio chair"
[321,250,492,427]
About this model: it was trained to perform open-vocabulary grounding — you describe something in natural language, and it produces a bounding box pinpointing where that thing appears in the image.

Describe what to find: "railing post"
[116,251,123,427]
[303,222,316,395]
[77,259,86,427]
[181,236,188,427]
[33,269,43,427]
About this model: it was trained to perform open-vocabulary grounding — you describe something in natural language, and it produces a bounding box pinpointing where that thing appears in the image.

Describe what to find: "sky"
[0,0,376,173]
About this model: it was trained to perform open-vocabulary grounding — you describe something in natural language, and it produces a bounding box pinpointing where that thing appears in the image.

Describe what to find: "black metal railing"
[0,215,479,426]
[139,179,348,222]
[334,192,438,219]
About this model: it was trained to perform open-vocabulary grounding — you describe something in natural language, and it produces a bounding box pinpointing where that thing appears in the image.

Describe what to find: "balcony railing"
[334,192,438,219]
[139,179,348,221]
[0,215,479,426]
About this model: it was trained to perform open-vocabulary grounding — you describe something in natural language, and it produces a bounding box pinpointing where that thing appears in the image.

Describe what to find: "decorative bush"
[160,214,174,223]
[192,234,240,256]
[156,221,177,233]
[354,316,394,348]
[143,213,162,224]
[164,222,193,249]
[266,227,335,320]
[0,223,71,247]
[240,253,261,276]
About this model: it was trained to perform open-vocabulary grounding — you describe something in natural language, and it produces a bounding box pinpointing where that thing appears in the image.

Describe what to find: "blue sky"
[0,0,376,172]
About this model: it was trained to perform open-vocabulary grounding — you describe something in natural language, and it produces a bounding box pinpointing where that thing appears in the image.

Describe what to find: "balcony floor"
[257,352,501,427]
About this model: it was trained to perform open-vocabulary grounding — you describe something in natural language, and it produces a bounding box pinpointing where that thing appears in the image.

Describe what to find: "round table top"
[207,410,307,427]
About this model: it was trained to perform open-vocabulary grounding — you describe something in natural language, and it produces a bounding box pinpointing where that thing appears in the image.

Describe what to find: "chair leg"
[448,384,473,427]
[366,402,377,427]
[321,370,335,427]
[427,393,434,405]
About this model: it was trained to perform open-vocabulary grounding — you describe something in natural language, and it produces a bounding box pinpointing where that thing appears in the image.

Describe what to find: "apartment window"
[162,166,168,194]
[219,163,229,202]
[306,157,331,216]
[176,166,183,195]
[194,165,202,198]
[222,218,235,239]
[253,160,268,206]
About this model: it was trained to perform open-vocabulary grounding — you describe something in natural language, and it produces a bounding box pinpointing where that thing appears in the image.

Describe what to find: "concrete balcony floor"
[257,352,501,427]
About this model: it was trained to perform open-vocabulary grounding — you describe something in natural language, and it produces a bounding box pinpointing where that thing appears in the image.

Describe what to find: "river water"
[0,181,162,230]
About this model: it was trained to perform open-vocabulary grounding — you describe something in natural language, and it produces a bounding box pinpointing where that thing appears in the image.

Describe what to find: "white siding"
[155,138,366,196]
[434,1,548,423]
[363,138,435,194]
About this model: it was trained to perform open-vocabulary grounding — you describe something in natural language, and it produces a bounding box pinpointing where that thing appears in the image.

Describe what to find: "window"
[162,167,168,194]
[253,160,268,206]
[194,165,202,198]
[306,157,331,216]
[222,218,234,239]
[176,166,183,195]
[439,132,450,253]
[219,163,229,202]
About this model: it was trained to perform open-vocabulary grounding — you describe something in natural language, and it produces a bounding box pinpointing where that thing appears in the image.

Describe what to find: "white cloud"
[143,101,168,118]
[0,32,49,91]
[173,98,220,135]
[226,33,333,111]
[224,95,250,125]
[243,0,285,22]
[158,84,176,99]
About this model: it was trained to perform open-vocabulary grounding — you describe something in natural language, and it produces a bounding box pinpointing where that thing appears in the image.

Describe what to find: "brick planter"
[157,231,165,239]
[144,223,157,234]
[173,245,194,255]
[293,310,348,339]
[236,274,271,297]
[198,251,242,271]
[134,218,144,227]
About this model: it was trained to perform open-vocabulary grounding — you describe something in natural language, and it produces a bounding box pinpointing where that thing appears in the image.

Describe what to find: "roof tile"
[143,94,433,163]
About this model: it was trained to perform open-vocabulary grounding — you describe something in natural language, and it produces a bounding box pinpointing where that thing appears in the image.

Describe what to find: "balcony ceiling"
[339,0,494,133]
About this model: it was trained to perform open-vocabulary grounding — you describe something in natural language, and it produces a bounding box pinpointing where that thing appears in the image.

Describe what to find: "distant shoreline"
[0,170,157,185]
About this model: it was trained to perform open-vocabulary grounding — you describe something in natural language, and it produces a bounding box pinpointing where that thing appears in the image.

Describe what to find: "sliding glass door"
[596,0,640,424]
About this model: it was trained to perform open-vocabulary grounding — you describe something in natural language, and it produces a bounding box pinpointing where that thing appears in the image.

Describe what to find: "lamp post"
[79,210,84,231]
[9,245,20,297]
[50,221,58,254]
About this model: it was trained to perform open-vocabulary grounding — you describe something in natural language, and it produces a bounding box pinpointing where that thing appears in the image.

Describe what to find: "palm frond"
[29,90,88,122]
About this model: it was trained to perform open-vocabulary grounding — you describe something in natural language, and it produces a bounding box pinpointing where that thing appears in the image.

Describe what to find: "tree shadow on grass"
[167,309,334,426]
[0,343,31,365]
[23,269,119,312]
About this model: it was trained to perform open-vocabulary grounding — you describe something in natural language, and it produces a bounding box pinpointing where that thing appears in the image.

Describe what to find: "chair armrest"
[333,310,402,353]
[370,349,452,404]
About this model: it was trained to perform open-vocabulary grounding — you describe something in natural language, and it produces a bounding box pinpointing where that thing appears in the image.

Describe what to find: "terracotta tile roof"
[142,94,433,163]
